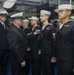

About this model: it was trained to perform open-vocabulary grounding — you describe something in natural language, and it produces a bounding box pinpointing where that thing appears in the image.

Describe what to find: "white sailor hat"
[29,16,39,21]
[3,0,17,9]
[23,19,29,23]
[55,4,73,13]
[10,12,23,20]
[0,9,8,15]
[40,10,51,16]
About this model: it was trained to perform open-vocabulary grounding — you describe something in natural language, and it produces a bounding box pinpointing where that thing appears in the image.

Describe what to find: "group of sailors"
[0,3,74,75]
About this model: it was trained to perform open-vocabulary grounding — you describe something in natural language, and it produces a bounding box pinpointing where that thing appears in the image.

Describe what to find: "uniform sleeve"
[24,28,31,35]
[33,26,41,32]
[27,26,41,40]
[7,31,24,64]
[71,26,74,40]
[50,26,56,57]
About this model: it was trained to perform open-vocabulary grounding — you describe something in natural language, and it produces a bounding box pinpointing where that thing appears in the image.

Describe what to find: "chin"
[41,20,43,22]
[58,17,62,19]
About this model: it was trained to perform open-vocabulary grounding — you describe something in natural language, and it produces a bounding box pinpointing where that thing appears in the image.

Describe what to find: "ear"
[46,14,49,19]
[68,10,71,16]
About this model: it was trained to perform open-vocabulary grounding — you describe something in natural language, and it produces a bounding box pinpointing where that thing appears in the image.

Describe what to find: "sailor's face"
[40,13,49,22]
[58,9,71,19]
[22,21,28,27]
[0,15,7,22]
[18,19,23,26]
[16,19,22,26]
[31,20,37,26]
